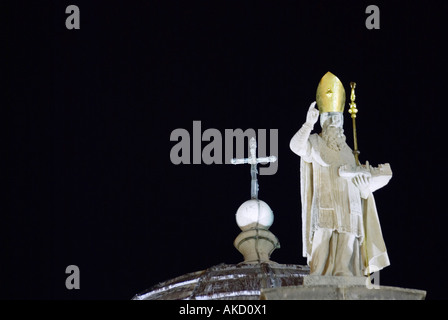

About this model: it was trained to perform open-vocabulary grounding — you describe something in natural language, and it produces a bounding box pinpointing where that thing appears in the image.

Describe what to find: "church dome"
[132,263,309,300]
[132,194,309,300]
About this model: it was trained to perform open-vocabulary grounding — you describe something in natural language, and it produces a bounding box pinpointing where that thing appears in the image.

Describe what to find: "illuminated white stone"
[235,199,274,231]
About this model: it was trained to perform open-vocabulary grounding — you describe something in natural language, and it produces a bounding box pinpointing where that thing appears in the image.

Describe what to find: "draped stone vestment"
[293,133,390,275]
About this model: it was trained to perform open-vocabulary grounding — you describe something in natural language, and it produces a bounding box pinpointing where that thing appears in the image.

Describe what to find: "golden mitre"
[316,71,346,114]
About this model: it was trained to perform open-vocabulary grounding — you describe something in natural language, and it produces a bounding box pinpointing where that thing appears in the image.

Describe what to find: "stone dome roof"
[132,262,309,300]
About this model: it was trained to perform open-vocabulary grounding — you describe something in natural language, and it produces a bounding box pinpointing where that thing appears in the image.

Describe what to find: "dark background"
[5,1,447,299]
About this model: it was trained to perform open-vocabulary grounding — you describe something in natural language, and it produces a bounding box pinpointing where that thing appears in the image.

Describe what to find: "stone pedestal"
[234,228,280,264]
[260,275,426,300]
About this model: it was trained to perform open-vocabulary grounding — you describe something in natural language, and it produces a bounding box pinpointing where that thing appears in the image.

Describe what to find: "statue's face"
[320,112,346,151]
[320,112,343,129]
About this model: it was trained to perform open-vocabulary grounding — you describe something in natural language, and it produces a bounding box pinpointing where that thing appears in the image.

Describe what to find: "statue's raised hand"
[306,101,319,125]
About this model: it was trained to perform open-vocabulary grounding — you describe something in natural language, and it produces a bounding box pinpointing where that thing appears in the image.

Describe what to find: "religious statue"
[290,72,392,277]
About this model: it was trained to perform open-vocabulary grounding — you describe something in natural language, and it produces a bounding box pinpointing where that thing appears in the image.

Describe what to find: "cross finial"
[231,137,277,199]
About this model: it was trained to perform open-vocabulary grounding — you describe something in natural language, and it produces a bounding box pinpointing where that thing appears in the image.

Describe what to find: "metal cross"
[231,137,277,199]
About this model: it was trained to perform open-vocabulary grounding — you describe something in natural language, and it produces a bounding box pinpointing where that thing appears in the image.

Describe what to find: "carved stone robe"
[295,133,390,275]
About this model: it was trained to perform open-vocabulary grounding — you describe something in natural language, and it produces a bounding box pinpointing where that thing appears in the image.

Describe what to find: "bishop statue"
[290,72,392,277]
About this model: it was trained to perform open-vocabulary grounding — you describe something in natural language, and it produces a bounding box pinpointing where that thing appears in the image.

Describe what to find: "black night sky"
[5,1,447,300]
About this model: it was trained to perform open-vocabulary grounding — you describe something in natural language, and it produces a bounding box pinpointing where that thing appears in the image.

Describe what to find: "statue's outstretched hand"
[306,101,319,125]
[353,173,371,199]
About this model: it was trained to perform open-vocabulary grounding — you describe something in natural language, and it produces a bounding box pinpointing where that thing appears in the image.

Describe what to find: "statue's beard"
[321,127,346,151]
